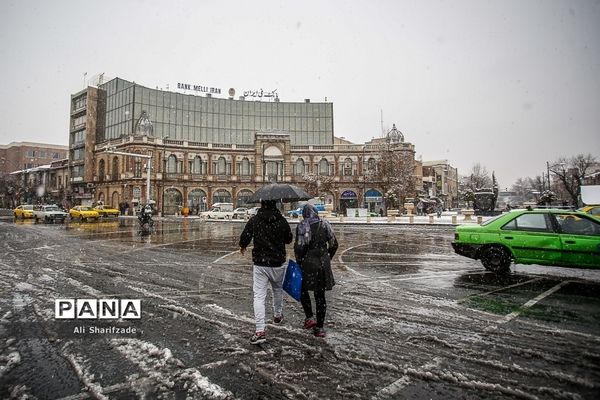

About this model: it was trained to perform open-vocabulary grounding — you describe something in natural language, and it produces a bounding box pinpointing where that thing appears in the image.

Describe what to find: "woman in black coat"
[294,204,338,337]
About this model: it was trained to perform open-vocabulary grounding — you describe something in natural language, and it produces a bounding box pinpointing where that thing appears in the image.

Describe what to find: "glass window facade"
[100,78,334,145]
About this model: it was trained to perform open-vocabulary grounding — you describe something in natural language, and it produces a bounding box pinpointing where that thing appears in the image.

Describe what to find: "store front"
[163,188,182,215]
[339,190,358,214]
[364,189,383,212]
[188,188,207,214]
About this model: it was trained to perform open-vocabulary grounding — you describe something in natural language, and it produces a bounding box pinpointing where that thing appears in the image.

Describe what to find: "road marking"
[498,280,571,324]
[458,277,543,304]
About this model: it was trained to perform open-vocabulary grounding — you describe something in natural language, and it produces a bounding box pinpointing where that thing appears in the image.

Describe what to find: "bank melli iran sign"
[177,82,221,94]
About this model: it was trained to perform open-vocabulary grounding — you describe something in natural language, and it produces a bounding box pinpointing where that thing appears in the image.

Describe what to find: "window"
[367,157,377,173]
[295,158,305,176]
[167,155,181,173]
[502,213,551,232]
[98,159,105,182]
[240,157,250,176]
[111,157,119,180]
[343,157,353,176]
[319,158,330,175]
[217,156,227,175]
[556,215,600,236]
[134,158,142,178]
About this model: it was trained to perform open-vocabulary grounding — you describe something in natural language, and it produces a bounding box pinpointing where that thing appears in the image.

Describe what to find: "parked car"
[94,205,120,217]
[199,202,235,219]
[579,205,600,220]
[452,208,600,273]
[232,207,248,219]
[14,204,34,219]
[287,204,326,218]
[33,204,69,223]
[69,205,100,221]
[247,207,259,216]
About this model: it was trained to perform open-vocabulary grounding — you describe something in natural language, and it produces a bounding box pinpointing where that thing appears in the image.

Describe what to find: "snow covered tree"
[302,173,334,199]
[368,147,416,210]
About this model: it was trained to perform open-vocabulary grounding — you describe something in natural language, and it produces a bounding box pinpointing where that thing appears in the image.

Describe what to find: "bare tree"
[368,147,416,210]
[467,163,492,190]
[549,153,596,206]
[301,173,334,199]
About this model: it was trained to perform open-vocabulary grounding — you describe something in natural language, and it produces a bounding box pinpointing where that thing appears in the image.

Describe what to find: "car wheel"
[480,245,512,274]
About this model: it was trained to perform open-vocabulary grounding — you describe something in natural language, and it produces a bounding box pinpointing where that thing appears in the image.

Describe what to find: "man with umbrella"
[239,184,310,345]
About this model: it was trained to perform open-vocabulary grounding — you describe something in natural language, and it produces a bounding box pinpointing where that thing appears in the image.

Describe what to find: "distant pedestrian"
[379,208,384,217]
[239,200,293,345]
[294,204,338,338]
[436,204,442,218]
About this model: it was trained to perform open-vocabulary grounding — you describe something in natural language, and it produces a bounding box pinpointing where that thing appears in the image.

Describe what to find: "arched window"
[367,157,377,173]
[319,158,330,175]
[98,159,105,182]
[240,158,251,176]
[111,157,119,180]
[167,155,177,173]
[295,158,305,176]
[343,157,353,176]
[213,189,231,204]
[217,157,227,175]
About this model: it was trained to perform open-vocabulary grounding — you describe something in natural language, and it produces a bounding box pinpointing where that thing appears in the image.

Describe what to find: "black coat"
[294,221,338,291]
[239,207,292,267]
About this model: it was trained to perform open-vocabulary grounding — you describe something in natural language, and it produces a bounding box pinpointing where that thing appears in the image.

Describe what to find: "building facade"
[0,142,67,176]
[70,77,428,215]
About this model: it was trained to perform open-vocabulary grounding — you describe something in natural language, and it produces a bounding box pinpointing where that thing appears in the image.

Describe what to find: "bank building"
[69,77,426,215]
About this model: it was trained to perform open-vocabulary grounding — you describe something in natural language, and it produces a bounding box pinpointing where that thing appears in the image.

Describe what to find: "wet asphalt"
[1,217,599,399]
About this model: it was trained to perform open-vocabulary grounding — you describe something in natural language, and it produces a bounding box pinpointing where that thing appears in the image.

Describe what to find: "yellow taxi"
[579,205,600,220]
[69,205,100,221]
[14,204,34,219]
[94,205,120,217]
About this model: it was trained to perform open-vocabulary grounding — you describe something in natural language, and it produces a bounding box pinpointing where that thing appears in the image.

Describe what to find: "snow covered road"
[1,219,599,399]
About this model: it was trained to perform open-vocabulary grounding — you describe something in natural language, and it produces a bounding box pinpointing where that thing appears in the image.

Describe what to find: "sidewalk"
[154,212,492,226]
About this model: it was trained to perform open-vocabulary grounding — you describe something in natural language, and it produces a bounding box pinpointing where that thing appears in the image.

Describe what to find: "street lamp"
[161,135,169,216]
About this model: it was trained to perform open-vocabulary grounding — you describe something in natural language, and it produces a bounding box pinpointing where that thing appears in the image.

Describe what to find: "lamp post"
[362,145,366,208]
[161,135,169,216]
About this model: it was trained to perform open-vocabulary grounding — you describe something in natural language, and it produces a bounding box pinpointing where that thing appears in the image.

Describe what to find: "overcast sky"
[1,0,598,188]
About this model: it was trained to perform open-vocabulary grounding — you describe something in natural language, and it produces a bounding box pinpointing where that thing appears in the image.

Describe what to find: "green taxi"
[452,209,600,273]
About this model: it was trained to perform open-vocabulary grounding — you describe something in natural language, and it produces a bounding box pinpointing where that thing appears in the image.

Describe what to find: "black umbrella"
[247,183,312,203]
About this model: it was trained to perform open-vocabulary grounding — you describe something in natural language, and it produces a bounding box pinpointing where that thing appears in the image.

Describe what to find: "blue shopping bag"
[282,259,303,301]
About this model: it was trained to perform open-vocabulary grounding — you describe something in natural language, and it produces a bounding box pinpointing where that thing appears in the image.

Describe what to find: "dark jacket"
[294,221,338,291]
[239,207,292,267]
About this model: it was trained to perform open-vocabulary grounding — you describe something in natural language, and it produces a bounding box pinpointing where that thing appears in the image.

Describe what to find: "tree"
[466,163,492,191]
[302,173,334,200]
[368,146,416,210]
[549,154,596,206]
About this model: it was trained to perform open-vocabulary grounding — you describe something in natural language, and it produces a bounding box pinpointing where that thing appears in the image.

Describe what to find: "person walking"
[294,204,338,338]
[239,200,293,345]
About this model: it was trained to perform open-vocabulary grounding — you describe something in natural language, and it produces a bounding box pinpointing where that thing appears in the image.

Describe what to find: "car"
[232,207,248,219]
[247,207,259,216]
[14,204,34,219]
[94,205,120,217]
[69,205,100,221]
[33,204,69,223]
[579,205,600,220]
[287,207,304,218]
[452,208,600,273]
[199,202,235,219]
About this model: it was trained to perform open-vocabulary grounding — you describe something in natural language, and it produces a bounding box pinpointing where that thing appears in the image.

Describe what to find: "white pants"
[253,264,286,333]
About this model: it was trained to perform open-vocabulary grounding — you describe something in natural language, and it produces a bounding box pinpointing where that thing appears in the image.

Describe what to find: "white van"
[200,202,235,219]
